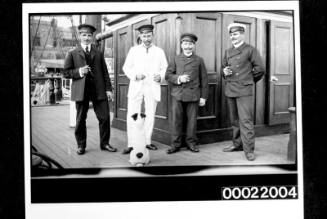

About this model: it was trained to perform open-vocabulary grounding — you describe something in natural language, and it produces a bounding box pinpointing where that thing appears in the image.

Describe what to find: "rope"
[37,16,53,63]
[55,28,66,59]
[69,15,79,46]
[30,16,41,57]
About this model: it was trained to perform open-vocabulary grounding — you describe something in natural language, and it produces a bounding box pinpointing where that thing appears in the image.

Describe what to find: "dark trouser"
[171,96,199,148]
[226,95,255,153]
[75,79,110,149]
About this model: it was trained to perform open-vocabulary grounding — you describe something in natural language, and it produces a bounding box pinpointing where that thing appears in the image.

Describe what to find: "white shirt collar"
[81,43,91,52]
[233,41,244,48]
[142,43,153,49]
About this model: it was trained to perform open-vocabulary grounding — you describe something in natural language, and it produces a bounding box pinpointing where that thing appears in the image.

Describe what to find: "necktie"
[85,46,93,77]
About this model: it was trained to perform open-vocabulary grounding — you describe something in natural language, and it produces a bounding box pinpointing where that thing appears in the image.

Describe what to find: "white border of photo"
[23,1,303,219]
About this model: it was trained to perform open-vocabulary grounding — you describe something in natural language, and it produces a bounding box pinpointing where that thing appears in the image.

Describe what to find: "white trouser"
[127,86,158,147]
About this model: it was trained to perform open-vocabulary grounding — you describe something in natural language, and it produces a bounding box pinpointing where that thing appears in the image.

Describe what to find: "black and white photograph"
[23,1,303,219]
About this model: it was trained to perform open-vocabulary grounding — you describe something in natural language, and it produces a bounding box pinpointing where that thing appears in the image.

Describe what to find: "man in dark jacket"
[63,23,117,155]
[221,23,265,161]
[165,33,208,154]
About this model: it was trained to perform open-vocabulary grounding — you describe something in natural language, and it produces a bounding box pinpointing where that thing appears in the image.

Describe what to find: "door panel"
[192,13,222,131]
[153,14,176,64]
[114,26,132,124]
[268,21,294,125]
[152,14,176,133]
[194,15,217,73]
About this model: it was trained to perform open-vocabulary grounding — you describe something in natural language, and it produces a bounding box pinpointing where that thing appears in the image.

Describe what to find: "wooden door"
[268,21,294,125]
[190,13,222,142]
[112,26,132,129]
[150,14,176,142]
[221,14,256,128]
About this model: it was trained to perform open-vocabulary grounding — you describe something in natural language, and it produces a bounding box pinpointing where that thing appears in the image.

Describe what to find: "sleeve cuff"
[177,76,181,85]
[79,68,84,78]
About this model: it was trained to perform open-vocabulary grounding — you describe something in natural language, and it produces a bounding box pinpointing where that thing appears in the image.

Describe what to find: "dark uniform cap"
[138,24,154,33]
[77,24,97,34]
[228,23,246,33]
[180,33,198,43]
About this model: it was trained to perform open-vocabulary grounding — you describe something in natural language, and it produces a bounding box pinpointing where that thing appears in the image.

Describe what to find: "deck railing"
[31,75,63,106]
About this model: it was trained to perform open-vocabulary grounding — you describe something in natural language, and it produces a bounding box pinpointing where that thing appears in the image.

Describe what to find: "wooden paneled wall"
[108,12,294,145]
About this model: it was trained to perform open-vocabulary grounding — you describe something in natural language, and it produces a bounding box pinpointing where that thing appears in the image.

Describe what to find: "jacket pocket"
[242,81,254,85]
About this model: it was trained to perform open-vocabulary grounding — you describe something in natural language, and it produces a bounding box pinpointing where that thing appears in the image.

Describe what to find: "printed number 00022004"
[221,186,298,200]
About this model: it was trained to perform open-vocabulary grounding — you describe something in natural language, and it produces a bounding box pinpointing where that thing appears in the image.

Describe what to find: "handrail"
[31,75,62,80]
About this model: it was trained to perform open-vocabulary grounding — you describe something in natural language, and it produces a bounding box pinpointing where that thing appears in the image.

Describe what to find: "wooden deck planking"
[32,120,94,168]
[31,117,74,167]
[31,105,294,168]
[32,133,71,167]
[32,106,93,168]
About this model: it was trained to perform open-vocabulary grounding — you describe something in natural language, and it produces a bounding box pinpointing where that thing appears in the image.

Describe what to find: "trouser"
[171,96,199,148]
[127,93,158,147]
[226,95,255,153]
[75,81,110,148]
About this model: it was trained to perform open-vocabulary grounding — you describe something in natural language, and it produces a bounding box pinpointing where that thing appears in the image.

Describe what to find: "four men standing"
[64,22,265,161]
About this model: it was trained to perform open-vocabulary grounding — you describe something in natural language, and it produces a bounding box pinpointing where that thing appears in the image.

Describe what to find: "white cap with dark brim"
[228,23,246,33]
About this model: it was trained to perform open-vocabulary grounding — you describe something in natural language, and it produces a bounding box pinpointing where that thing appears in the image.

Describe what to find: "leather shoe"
[122,147,133,154]
[167,146,180,154]
[76,147,85,155]
[223,145,243,152]
[146,144,158,150]
[188,145,199,152]
[245,152,255,161]
[101,144,117,152]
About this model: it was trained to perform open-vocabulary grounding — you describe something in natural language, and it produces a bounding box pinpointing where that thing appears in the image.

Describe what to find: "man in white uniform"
[122,24,168,154]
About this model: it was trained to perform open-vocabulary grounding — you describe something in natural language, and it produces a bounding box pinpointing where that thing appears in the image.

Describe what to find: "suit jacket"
[221,43,265,97]
[165,53,209,102]
[63,45,112,101]
[123,44,167,102]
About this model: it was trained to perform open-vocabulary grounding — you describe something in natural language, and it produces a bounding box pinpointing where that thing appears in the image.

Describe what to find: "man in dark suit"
[165,33,208,154]
[63,23,117,155]
[221,23,265,161]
